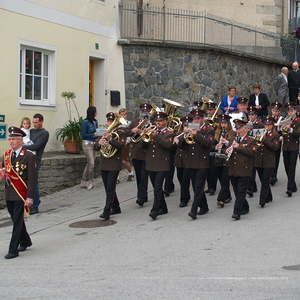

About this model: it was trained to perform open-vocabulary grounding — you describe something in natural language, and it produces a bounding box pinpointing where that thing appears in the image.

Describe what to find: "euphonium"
[100,113,127,158]
[163,98,184,133]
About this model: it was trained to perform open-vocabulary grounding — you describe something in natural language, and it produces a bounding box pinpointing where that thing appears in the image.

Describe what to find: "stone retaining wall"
[0,153,102,208]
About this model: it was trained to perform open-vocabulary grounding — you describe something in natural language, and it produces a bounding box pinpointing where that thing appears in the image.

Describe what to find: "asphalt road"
[0,163,300,300]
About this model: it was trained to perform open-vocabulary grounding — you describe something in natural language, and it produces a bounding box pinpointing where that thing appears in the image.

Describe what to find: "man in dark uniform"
[254,116,280,207]
[0,127,37,259]
[129,103,152,207]
[281,103,300,197]
[177,109,214,220]
[144,112,174,220]
[98,113,125,220]
[174,115,192,208]
[287,62,300,104]
[270,101,283,185]
[226,119,255,220]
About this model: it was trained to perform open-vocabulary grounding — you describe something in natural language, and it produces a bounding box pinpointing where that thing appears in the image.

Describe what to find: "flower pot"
[64,139,80,154]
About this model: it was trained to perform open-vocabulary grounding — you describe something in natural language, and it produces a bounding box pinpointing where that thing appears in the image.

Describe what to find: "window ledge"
[18,100,56,110]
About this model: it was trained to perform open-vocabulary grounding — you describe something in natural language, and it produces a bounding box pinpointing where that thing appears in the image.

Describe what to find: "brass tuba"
[163,98,184,133]
[100,113,127,158]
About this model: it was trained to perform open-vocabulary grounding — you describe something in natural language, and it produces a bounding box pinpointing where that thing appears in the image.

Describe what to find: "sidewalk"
[0,164,300,300]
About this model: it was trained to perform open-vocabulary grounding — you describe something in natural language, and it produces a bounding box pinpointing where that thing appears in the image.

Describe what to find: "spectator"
[20,117,33,146]
[80,106,98,190]
[23,113,49,215]
[288,61,300,104]
[249,84,270,117]
[220,87,239,114]
[274,67,289,106]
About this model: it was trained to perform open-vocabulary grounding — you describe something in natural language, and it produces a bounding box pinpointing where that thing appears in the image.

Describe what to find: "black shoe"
[158,208,168,215]
[179,202,187,208]
[29,207,39,215]
[204,189,210,193]
[223,197,232,204]
[149,211,158,220]
[136,200,144,207]
[247,192,253,198]
[18,242,32,252]
[5,253,18,259]
[209,190,215,196]
[240,209,249,215]
[99,211,110,220]
[232,214,240,221]
[217,201,224,208]
[270,178,277,186]
[198,208,209,215]
[111,207,121,215]
[188,211,197,220]
[260,203,265,208]
[265,198,272,203]
[286,190,292,197]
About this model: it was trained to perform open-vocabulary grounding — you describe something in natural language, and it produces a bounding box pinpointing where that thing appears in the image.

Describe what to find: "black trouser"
[101,170,120,212]
[271,149,281,181]
[230,176,250,216]
[256,167,273,205]
[176,167,191,204]
[188,168,208,214]
[6,200,31,254]
[132,159,148,203]
[248,168,257,193]
[207,157,217,191]
[283,150,298,192]
[289,88,299,104]
[148,171,168,213]
[164,153,175,193]
[216,166,231,202]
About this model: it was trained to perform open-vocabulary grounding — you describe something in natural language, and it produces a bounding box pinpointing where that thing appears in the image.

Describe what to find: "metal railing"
[119,2,296,63]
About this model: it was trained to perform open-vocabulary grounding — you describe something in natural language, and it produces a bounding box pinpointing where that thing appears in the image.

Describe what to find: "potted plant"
[56,118,83,153]
[56,91,82,153]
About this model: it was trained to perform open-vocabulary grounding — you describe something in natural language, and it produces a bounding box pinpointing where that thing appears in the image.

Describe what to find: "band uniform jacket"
[282,117,300,152]
[144,129,174,172]
[1,148,37,201]
[128,119,147,161]
[175,144,185,168]
[99,131,124,171]
[178,125,214,169]
[227,135,255,177]
[254,130,280,168]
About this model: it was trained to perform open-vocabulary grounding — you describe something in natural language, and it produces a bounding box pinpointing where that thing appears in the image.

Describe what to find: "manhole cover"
[282,264,300,271]
[69,219,117,228]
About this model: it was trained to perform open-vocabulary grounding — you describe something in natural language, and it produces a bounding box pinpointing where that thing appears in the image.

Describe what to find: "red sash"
[4,149,29,216]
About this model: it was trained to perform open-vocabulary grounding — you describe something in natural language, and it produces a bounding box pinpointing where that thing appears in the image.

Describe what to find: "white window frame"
[18,41,56,107]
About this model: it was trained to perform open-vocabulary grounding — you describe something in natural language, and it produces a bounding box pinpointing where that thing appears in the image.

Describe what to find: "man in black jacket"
[249,85,270,117]
[23,114,49,215]
[287,61,300,104]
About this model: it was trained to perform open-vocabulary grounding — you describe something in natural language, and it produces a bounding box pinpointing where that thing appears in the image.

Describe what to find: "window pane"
[34,76,41,100]
[43,54,48,76]
[34,51,42,75]
[25,75,33,99]
[43,77,48,99]
[25,50,33,74]
[19,75,22,97]
[20,50,23,73]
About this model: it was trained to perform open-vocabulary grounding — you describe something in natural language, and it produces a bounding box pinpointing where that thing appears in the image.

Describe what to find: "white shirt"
[13,147,23,158]
[227,96,232,107]
[255,94,259,106]
[282,73,288,83]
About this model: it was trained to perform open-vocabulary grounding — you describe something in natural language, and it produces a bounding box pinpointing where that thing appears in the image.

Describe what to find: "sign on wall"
[0,125,6,140]
[0,115,5,123]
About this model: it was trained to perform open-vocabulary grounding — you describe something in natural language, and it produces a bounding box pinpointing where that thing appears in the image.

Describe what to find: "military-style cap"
[216,114,231,123]
[106,112,115,121]
[190,108,206,118]
[8,126,26,137]
[264,116,275,125]
[140,103,152,112]
[155,111,168,121]
[286,102,297,110]
[248,106,258,115]
[180,115,193,124]
[237,97,248,104]
[233,119,248,129]
[271,101,282,110]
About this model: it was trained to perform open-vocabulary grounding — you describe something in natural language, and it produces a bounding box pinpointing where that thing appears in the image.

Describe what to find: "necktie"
[12,151,16,162]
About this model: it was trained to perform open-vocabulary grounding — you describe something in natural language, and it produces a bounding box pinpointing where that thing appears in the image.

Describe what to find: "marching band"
[95,96,300,221]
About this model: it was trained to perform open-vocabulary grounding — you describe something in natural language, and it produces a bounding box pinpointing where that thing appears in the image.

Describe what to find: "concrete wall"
[122,43,282,119]
[127,0,288,34]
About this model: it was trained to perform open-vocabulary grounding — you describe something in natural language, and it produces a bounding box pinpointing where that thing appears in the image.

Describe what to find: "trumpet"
[277,115,292,136]
[205,101,221,127]
[141,125,157,143]
[184,131,195,145]
[130,118,150,143]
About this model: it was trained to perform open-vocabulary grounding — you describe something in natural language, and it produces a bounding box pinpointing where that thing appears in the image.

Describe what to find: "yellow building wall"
[0,8,125,153]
